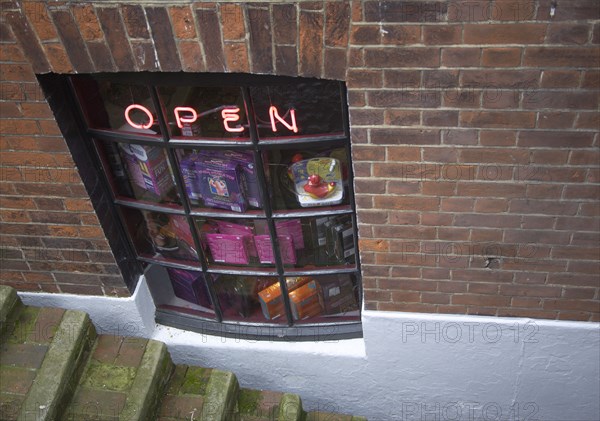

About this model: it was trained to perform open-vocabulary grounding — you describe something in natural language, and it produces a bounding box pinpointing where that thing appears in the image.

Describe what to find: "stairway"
[0,286,366,421]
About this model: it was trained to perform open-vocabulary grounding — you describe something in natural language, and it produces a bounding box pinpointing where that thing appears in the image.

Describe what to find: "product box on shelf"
[215,220,257,257]
[289,280,324,320]
[254,235,296,265]
[275,219,304,249]
[205,233,249,265]
[167,268,212,308]
[318,276,357,315]
[215,150,262,209]
[196,156,248,212]
[119,143,175,199]
[258,277,311,320]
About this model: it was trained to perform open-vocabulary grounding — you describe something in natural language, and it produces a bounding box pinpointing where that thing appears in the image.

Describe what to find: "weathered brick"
[5,12,50,73]
[299,10,324,77]
[196,8,225,72]
[72,4,103,42]
[364,1,447,23]
[122,5,150,39]
[464,23,547,44]
[325,1,350,47]
[365,47,439,68]
[224,42,250,73]
[146,7,182,72]
[441,47,480,67]
[274,45,297,76]
[272,4,297,45]
[324,47,347,80]
[524,47,600,67]
[169,6,197,39]
[423,25,461,45]
[381,25,421,45]
[481,47,521,67]
[460,111,536,129]
[96,8,135,71]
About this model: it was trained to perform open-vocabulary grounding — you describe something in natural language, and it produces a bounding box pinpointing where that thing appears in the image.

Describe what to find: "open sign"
[124,104,298,134]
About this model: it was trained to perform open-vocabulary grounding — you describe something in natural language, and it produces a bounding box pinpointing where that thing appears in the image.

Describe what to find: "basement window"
[40,73,362,340]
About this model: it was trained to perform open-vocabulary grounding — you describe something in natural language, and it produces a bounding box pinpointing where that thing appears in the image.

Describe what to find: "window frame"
[39,72,363,341]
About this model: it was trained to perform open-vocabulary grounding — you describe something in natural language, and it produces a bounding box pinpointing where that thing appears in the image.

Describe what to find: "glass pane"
[146,265,215,320]
[72,77,161,135]
[96,139,180,205]
[195,217,275,268]
[274,215,356,270]
[215,275,285,323]
[175,148,263,212]
[250,80,343,139]
[158,86,249,140]
[264,146,350,211]
[121,207,199,265]
[287,274,360,324]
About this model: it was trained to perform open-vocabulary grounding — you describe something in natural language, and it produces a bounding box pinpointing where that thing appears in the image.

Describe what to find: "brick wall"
[0,1,598,321]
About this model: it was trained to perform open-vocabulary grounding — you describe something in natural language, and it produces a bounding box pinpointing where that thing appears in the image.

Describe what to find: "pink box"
[214,220,257,257]
[275,219,304,249]
[254,235,296,265]
[206,233,249,265]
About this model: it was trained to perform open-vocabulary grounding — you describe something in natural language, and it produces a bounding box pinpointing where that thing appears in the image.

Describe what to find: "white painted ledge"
[18,276,600,420]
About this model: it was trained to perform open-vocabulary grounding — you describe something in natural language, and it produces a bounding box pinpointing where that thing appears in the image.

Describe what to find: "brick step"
[238,388,284,421]
[0,286,367,421]
[62,334,173,421]
[304,412,367,421]
[0,285,96,421]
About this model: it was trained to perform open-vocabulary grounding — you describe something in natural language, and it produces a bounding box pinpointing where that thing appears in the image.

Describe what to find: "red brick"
[518,131,594,148]
[363,1,447,23]
[22,3,58,41]
[481,48,521,67]
[479,130,516,146]
[299,10,323,77]
[523,91,598,110]
[177,41,205,72]
[381,25,420,45]
[460,111,535,129]
[370,128,440,145]
[0,44,26,62]
[224,42,250,73]
[325,1,350,47]
[422,25,461,45]
[383,70,421,88]
[196,8,225,72]
[461,69,540,88]
[541,70,581,88]
[524,47,600,67]
[272,4,297,45]
[220,4,246,41]
[274,45,297,76]
[365,47,439,67]
[423,111,458,127]
[170,6,197,39]
[347,69,382,88]
[547,24,591,45]
[537,112,576,129]
[368,90,440,108]
[72,4,103,42]
[374,196,440,211]
[581,70,600,88]
[441,48,480,67]
[575,112,600,130]
[97,8,135,71]
[464,23,546,44]
[537,1,600,21]
[384,109,421,126]
[452,294,511,307]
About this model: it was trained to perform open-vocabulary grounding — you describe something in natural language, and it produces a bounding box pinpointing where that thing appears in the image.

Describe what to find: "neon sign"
[124,104,299,134]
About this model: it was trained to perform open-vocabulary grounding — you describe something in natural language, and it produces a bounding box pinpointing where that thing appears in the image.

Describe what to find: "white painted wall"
[20,277,600,421]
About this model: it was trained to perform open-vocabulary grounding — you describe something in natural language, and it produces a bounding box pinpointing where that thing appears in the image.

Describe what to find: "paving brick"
[114,337,147,367]
[0,366,36,395]
[0,343,48,369]
[91,335,123,364]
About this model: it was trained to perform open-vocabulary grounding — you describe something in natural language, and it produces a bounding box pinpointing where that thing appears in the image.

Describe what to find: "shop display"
[254,235,296,265]
[119,143,175,200]
[167,268,212,308]
[288,157,343,207]
[197,155,248,212]
[318,276,358,315]
[143,212,197,261]
[289,280,324,320]
[258,277,311,320]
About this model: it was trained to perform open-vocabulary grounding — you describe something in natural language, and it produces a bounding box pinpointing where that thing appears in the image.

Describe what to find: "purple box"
[254,235,296,265]
[216,150,262,209]
[119,143,174,198]
[167,268,212,308]
[206,233,249,265]
[180,154,200,201]
[197,156,247,213]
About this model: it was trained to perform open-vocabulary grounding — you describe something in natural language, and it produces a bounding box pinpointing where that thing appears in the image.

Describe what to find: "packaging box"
[275,219,304,249]
[167,268,212,308]
[289,280,323,320]
[215,150,262,209]
[119,143,175,199]
[197,156,247,212]
[254,235,296,265]
[168,214,198,260]
[180,154,201,202]
[317,276,357,315]
[215,220,257,257]
[205,233,249,265]
[258,277,311,320]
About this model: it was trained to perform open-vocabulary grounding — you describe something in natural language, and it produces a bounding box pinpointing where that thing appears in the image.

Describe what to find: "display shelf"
[68,72,362,339]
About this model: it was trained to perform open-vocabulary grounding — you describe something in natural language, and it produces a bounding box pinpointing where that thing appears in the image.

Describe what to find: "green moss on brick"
[82,361,136,392]
[180,366,212,396]
[238,388,262,414]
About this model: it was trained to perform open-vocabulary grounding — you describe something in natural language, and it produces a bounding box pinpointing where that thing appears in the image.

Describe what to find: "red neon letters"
[124,104,298,135]
[124,104,154,129]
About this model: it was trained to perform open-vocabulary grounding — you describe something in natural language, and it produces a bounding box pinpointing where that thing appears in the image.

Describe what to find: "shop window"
[49,73,361,340]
